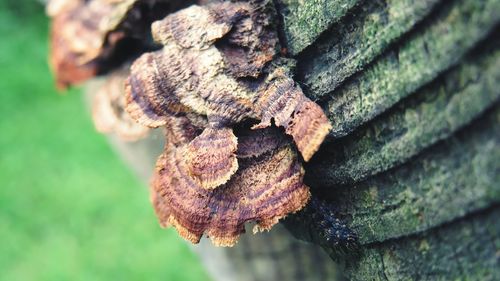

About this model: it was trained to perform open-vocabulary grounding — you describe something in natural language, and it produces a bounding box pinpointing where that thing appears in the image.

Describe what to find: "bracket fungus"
[152,116,311,246]
[48,0,192,88]
[48,0,334,246]
[125,0,332,245]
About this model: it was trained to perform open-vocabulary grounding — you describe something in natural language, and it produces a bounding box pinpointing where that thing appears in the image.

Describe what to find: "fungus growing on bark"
[48,0,333,246]
[92,69,150,141]
[151,116,310,246]
[127,2,330,177]
[124,0,332,245]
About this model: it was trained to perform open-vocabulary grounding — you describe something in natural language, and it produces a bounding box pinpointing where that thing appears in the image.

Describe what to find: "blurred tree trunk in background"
[95,0,500,280]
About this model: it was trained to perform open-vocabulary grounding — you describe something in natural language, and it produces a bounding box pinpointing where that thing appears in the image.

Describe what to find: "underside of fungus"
[49,0,332,246]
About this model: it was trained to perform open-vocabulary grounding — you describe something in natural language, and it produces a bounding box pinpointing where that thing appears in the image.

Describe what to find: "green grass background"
[0,1,211,280]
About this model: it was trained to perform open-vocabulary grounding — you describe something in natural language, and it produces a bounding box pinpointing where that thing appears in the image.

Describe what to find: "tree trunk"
[90,0,500,279]
[276,0,500,279]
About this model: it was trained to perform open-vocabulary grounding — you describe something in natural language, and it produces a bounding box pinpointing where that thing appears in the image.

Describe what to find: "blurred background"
[0,1,211,280]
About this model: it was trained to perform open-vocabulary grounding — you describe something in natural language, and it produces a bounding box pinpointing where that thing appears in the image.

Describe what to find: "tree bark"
[276,0,500,279]
[90,0,500,279]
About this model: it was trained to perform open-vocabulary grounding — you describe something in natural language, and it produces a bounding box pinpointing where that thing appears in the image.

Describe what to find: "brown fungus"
[48,0,193,88]
[122,1,332,245]
[184,127,239,190]
[49,0,129,88]
[125,1,331,194]
[151,115,310,246]
[48,0,332,245]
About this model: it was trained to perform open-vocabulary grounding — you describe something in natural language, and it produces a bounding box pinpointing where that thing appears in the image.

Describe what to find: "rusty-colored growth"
[125,1,331,163]
[49,0,127,88]
[123,1,331,245]
[49,0,331,245]
[48,0,191,89]
[92,69,150,141]
[184,127,239,189]
[252,72,333,161]
[151,116,310,246]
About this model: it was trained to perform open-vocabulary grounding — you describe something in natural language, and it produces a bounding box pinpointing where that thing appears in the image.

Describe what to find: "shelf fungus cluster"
[49,0,332,246]
[126,1,332,246]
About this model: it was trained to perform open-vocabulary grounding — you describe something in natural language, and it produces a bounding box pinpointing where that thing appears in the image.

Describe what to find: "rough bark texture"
[344,206,500,281]
[275,0,500,279]
[276,0,360,55]
[83,0,499,280]
[308,37,500,186]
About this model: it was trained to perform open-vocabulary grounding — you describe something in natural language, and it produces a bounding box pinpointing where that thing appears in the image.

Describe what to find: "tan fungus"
[124,1,331,245]
[49,0,332,246]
